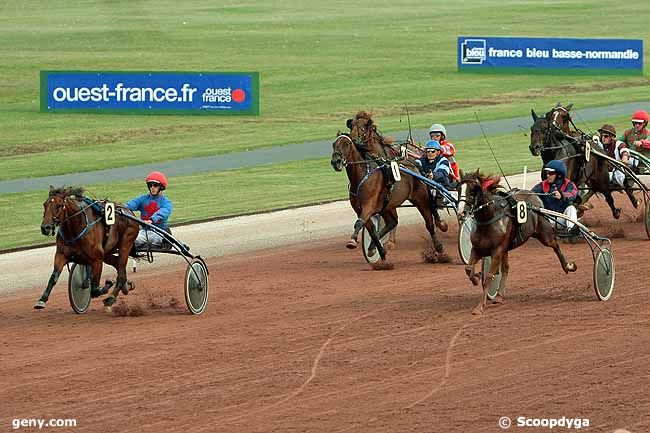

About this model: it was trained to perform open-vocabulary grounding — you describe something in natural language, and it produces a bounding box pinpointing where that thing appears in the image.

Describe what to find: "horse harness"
[55,196,111,246]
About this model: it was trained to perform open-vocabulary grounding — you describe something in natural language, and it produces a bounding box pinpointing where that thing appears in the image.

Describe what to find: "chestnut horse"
[330,133,446,261]
[36,186,140,310]
[458,171,577,315]
[530,103,627,218]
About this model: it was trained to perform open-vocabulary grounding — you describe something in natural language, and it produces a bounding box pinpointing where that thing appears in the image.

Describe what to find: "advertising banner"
[41,71,260,115]
[458,37,643,73]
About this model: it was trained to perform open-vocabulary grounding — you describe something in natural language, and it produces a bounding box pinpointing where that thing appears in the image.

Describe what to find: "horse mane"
[464,171,502,192]
[49,186,85,197]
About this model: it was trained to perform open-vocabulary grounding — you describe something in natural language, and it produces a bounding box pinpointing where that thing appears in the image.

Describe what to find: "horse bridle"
[46,195,103,243]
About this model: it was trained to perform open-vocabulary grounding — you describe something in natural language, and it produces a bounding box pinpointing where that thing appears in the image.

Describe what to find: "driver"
[621,110,650,163]
[531,160,578,234]
[126,171,173,249]
[428,123,460,181]
[416,140,451,232]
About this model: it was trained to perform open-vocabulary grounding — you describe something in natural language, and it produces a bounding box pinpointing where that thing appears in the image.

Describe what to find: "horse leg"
[603,190,621,219]
[413,199,444,255]
[473,252,503,316]
[88,258,105,299]
[346,217,366,249]
[34,252,67,309]
[536,224,577,273]
[385,209,398,249]
[464,248,482,286]
[577,190,594,217]
[493,252,509,304]
[623,177,640,209]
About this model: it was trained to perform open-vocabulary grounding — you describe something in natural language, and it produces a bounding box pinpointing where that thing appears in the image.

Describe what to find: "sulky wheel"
[593,248,615,301]
[68,263,92,314]
[184,258,209,315]
[361,214,389,264]
[458,216,476,265]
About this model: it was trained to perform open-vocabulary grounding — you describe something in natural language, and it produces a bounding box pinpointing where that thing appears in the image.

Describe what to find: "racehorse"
[458,171,577,315]
[530,103,628,219]
[37,186,140,310]
[330,133,446,262]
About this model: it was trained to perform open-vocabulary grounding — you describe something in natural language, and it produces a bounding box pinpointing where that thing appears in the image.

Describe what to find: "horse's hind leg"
[34,252,67,309]
[623,178,640,208]
[536,223,577,273]
[413,198,444,254]
[603,190,621,219]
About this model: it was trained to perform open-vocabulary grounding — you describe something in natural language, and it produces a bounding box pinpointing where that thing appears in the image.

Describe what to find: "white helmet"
[429,123,447,137]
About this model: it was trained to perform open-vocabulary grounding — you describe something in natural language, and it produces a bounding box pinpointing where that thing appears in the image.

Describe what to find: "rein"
[56,196,104,246]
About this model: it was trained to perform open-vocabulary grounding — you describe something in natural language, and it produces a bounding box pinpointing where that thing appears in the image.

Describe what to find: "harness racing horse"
[37,186,140,310]
[530,103,628,219]
[458,171,577,315]
[330,133,446,262]
[347,111,449,230]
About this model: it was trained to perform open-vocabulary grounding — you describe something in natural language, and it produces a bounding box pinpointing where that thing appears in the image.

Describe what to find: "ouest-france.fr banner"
[458,37,643,73]
[40,71,260,115]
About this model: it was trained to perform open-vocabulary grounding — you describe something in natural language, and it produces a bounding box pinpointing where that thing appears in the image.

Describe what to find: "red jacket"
[439,140,460,180]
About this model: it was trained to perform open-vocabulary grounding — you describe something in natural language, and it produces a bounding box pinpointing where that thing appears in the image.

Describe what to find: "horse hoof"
[469,275,481,286]
[103,297,115,307]
[613,208,621,219]
[104,306,112,313]
[567,262,578,273]
[386,241,396,250]
[128,281,136,291]
[34,300,46,309]
[346,240,358,250]
[492,294,505,305]
[471,306,484,316]
[435,220,449,233]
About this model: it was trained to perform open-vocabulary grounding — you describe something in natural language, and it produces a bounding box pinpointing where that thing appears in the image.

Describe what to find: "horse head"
[331,132,356,172]
[41,186,73,236]
[348,111,381,150]
[549,102,573,134]
[457,170,501,220]
[529,109,549,156]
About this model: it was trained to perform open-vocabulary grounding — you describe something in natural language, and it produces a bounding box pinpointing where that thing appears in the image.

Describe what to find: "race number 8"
[516,201,528,224]
[105,202,116,225]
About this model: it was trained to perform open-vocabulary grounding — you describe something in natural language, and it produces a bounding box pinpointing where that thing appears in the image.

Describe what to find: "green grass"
[2,115,634,251]
[2,0,650,180]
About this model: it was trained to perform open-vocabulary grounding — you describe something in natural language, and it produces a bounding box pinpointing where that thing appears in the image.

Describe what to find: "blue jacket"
[416,155,452,187]
[531,177,578,213]
[126,194,173,228]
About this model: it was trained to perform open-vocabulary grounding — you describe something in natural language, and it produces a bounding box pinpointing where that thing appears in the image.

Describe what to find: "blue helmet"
[424,140,441,151]
[544,160,567,177]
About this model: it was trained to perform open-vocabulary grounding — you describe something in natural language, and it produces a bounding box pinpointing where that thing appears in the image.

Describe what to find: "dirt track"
[1,196,649,433]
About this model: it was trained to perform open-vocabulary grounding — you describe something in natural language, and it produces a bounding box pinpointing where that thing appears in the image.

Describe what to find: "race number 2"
[105,202,116,225]
[516,201,528,224]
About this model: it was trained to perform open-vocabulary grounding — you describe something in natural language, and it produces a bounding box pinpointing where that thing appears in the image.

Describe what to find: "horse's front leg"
[464,248,482,286]
[473,252,503,316]
[34,252,68,309]
[537,225,577,273]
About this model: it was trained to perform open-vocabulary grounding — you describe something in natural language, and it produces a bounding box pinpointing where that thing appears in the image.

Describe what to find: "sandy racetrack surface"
[1,196,649,433]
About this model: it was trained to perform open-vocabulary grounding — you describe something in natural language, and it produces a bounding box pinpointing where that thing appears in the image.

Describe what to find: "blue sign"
[458,37,643,72]
[40,71,260,115]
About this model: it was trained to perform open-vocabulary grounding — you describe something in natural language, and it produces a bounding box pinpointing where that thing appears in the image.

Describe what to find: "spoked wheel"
[593,248,615,301]
[481,256,503,301]
[361,215,389,264]
[184,258,209,315]
[68,263,92,314]
[458,216,476,265]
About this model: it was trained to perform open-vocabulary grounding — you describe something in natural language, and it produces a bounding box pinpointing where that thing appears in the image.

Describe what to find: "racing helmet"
[428,123,447,138]
[632,110,649,123]
[543,160,567,178]
[424,140,441,151]
[146,171,168,190]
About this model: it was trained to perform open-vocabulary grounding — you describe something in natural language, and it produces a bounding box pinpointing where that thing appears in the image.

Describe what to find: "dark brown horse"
[36,186,140,310]
[458,171,577,315]
[530,103,625,219]
[330,133,446,261]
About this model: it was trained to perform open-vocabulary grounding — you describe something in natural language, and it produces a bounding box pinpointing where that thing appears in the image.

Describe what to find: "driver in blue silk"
[126,171,173,248]
[531,160,578,233]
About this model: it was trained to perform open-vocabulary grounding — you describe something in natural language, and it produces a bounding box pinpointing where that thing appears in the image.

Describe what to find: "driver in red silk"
[126,171,173,248]
[531,160,578,233]
[620,110,650,168]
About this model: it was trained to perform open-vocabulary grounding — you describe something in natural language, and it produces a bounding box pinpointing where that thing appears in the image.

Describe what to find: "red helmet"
[632,110,649,123]
[146,171,168,189]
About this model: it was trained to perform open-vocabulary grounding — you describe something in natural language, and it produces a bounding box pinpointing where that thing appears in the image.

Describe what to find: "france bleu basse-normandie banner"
[40,71,260,115]
[458,37,643,73]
